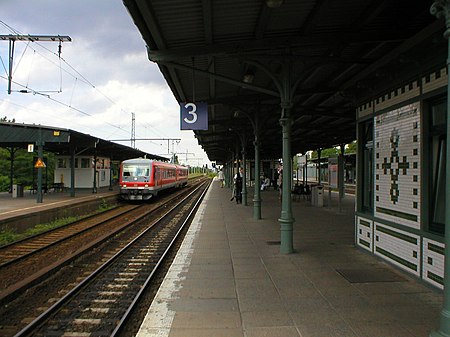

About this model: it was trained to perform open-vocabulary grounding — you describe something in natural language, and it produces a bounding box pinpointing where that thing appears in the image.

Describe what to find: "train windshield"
[122,164,151,181]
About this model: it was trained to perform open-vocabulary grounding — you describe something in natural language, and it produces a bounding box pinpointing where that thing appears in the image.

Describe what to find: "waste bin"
[316,185,323,207]
[12,184,24,198]
[311,185,323,207]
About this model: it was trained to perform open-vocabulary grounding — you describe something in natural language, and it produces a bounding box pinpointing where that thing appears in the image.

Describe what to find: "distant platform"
[0,187,119,232]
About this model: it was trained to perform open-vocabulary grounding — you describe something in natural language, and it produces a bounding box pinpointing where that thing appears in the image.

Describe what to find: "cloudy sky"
[0,0,211,167]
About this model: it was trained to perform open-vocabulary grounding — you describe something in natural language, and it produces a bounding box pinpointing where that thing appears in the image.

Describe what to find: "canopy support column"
[241,147,247,206]
[253,135,261,219]
[430,2,450,336]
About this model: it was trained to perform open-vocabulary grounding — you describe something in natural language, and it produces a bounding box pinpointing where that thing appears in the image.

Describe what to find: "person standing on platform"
[233,167,243,204]
[218,169,224,188]
[277,165,283,200]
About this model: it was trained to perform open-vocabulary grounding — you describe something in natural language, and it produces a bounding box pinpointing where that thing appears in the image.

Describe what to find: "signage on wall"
[180,102,208,130]
[328,157,338,189]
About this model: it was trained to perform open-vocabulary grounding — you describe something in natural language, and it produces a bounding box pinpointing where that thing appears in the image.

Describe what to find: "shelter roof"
[124,0,445,163]
[0,122,168,162]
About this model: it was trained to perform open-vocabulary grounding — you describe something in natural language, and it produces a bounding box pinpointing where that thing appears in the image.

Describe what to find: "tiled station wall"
[356,68,446,289]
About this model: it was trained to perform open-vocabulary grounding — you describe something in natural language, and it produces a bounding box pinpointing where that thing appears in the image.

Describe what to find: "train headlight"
[144,184,148,187]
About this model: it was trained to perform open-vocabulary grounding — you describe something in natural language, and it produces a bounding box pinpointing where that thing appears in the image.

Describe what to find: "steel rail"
[0,181,202,305]
[0,204,140,268]
[111,179,210,336]
[13,180,210,337]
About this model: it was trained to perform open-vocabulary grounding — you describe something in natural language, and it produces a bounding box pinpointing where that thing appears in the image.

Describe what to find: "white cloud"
[0,0,212,167]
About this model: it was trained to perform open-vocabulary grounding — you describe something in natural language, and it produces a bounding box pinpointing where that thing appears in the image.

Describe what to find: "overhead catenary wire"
[0,74,128,133]
[0,20,171,145]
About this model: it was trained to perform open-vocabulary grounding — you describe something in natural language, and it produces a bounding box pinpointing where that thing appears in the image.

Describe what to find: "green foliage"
[0,147,56,192]
[0,116,15,122]
[0,230,17,246]
[0,215,79,246]
[309,142,357,159]
[310,147,339,159]
[98,198,113,211]
[346,140,357,154]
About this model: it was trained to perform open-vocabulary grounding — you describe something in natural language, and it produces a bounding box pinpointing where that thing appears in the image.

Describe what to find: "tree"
[310,147,339,159]
[346,141,357,155]
[0,147,56,192]
[1,116,15,122]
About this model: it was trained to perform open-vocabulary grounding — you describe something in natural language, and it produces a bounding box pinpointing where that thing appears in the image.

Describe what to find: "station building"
[54,155,112,189]
[0,122,167,196]
[355,70,446,290]
[123,1,450,334]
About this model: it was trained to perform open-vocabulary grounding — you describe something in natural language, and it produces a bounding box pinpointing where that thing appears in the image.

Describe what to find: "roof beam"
[161,61,279,97]
[147,31,407,62]
[255,5,271,40]
[340,19,444,91]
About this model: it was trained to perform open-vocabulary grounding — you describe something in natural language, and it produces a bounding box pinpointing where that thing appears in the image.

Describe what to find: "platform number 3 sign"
[180,102,208,130]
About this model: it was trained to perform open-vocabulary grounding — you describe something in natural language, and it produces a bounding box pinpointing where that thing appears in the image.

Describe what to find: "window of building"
[428,98,446,235]
[58,158,67,168]
[359,119,374,213]
[81,158,91,168]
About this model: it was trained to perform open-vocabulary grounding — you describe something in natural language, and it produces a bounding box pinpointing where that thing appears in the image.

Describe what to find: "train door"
[155,168,160,186]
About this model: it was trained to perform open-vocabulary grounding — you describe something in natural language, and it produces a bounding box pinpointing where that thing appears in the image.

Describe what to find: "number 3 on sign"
[184,103,197,124]
[180,101,208,130]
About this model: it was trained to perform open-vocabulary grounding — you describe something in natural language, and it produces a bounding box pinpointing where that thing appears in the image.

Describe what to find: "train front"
[119,159,154,201]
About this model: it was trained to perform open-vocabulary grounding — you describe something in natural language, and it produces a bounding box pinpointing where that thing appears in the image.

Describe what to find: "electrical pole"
[131,112,136,148]
[0,34,72,94]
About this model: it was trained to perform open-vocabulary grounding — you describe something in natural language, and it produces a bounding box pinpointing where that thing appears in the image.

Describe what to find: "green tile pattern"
[427,271,444,286]
[376,246,417,271]
[359,219,371,227]
[428,243,444,256]
[376,207,418,222]
[359,238,370,248]
[376,225,418,244]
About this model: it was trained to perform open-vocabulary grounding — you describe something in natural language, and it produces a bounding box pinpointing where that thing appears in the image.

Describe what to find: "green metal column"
[242,148,248,206]
[36,129,43,203]
[339,144,346,199]
[70,149,75,197]
[278,60,295,254]
[93,153,97,194]
[318,148,322,185]
[9,147,15,194]
[253,136,262,219]
[430,2,450,336]
[279,114,294,253]
[226,161,230,188]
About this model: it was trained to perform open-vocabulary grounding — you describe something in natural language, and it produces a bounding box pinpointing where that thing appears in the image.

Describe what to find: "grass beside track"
[0,201,115,247]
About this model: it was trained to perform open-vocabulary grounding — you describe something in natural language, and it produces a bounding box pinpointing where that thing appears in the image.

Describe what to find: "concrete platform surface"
[0,187,118,223]
[137,179,443,337]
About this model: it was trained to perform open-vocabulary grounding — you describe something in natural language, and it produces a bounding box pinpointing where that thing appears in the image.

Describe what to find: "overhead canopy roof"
[0,122,168,162]
[124,0,444,163]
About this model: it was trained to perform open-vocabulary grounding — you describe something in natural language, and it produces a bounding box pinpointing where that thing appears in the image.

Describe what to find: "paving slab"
[136,178,443,337]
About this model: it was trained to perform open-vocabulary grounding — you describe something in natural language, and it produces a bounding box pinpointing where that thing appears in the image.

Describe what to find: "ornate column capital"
[279,117,293,128]
[431,0,450,38]
[280,101,293,110]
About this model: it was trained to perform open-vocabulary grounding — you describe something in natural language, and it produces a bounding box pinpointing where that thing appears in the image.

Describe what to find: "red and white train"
[119,158,188,201]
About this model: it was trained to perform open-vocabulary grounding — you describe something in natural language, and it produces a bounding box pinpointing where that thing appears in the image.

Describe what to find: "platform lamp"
[265,0,283,8]
[242,70,254,84]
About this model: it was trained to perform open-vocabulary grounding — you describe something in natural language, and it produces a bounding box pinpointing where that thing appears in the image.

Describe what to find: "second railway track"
[0,177,210,336]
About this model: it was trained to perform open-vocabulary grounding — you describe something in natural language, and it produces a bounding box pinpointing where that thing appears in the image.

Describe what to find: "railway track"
[0,204,140,268]
[13,179,210,337]
[0,177,206,305]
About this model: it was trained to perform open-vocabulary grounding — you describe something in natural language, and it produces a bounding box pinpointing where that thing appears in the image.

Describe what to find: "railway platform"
[136,178,443,337]
[0,187,119,232]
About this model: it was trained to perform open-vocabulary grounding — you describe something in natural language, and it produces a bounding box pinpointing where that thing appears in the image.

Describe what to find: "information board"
[328,157,338,189]
[180,102,208,130]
